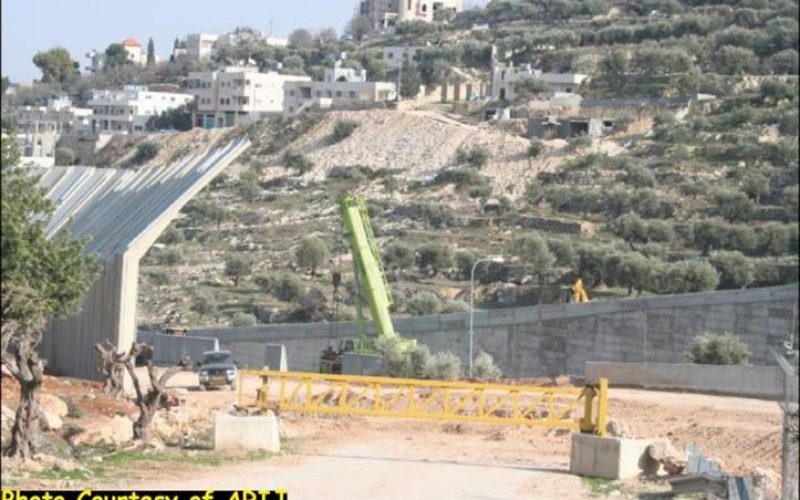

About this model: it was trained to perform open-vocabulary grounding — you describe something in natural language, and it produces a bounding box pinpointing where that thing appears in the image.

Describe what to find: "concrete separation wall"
[175,285,797,378]
[151,334,219,365]
[584,362,795,401]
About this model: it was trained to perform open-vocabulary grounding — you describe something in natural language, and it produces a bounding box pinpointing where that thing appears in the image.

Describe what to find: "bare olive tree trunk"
[120,342,180,442]
[94,340,125,398]
[3,329,44,458]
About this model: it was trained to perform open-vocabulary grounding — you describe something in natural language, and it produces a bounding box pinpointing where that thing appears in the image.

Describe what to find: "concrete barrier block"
[570,433,654,480]
[214,412,280,452]
[265,344,288,371]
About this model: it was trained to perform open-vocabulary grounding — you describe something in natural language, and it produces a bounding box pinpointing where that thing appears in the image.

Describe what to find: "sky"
[1,0,488,85]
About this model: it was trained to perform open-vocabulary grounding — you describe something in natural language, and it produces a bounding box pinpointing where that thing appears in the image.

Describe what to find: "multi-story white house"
[185,33,219,61]
[188,66,311,128]
[491,64,588,101]
[14,96,93,166]
[17,96,93,135]
[87,85,194,134]
[382,45,427,70]
[359,0,463,31]
[283,61,397,114]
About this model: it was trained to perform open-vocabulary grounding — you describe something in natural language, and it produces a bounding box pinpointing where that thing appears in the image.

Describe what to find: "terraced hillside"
[134,0,798,329]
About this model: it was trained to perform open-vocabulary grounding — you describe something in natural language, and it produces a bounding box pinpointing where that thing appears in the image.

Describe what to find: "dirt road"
[114,434,586,500]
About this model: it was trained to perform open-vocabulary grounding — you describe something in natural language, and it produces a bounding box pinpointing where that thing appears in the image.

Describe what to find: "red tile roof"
[122,38,141,47]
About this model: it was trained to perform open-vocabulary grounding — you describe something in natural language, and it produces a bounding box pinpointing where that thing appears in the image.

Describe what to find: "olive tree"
[295,236,328,275]
[1,131,100,457]
[709,251,754,289]
[512,233,552,283]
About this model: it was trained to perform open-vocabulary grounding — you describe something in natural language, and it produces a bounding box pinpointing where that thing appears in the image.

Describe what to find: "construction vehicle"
[571,278,589,303]
[319,194,416,373]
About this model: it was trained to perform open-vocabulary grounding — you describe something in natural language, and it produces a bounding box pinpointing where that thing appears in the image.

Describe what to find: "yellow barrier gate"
[239,370,609,436]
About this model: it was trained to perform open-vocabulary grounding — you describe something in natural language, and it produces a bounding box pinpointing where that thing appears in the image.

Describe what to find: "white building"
[14,96,93,166]
[85,37,156,72]
[17,96,93,135]
[185,33,219,61]
[122,38,148,65]
[382,45,427,70]
[188,67,311,128]
[360,0,463,31]
[88,85,194,134]
[283,61,397,114]
[491,64,588,101]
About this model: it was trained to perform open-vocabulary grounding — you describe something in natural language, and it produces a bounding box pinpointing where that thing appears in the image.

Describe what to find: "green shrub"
[158,226,184,245]
[284,149,314,174]
[231,312,257,327]
[455,146,491,169]
[686,333,750,365]
[528,139,544,158]
[710,189,754,222]
[132,141,161,165]
[149,271,170,287]
[407,291,442,316]
[330,119,359,144]
[416,243,453,274]
[191,296,216,319]
[273,273,305,302]
[473,351,502,379]
[384,243,416,271]
[548,239,577,267]
[54,147,76,166]
[426,351,462,380]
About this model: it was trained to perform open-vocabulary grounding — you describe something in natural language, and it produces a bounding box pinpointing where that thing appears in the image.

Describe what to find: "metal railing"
[238,370,608,435]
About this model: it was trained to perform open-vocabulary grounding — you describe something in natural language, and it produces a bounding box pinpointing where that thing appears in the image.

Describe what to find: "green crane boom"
[340,194,397,343]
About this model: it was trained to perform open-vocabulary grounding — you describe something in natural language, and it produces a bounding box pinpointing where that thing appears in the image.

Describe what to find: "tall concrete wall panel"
[38,138,251,380]
[186,285,797,377]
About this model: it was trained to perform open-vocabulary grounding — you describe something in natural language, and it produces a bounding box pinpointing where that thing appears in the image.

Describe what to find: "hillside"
[131,0,798,329]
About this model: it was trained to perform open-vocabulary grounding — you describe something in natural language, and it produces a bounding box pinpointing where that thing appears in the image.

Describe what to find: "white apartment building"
[16,96,92,135]
[88,85,194,134]
[360,0,463,31]
[491,64,588,101]
[382,45,427,70]
[185,33,219,61]
[188,67,311,128]
[283,61,397,114]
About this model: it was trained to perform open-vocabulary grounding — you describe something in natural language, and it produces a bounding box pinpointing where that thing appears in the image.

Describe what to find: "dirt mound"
[270,109,560,200]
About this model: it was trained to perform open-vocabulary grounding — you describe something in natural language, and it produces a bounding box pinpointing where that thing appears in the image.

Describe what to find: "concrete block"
[569,433,654,480]
[214,412,280,452]
[342,352,386,376]
[265,344,288,371]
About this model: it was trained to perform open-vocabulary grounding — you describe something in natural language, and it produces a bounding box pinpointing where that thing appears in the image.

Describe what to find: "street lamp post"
[469,256,504,378]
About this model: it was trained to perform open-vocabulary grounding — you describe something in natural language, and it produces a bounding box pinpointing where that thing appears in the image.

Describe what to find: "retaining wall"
[169,286,797,378]
[584,362,795,401]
